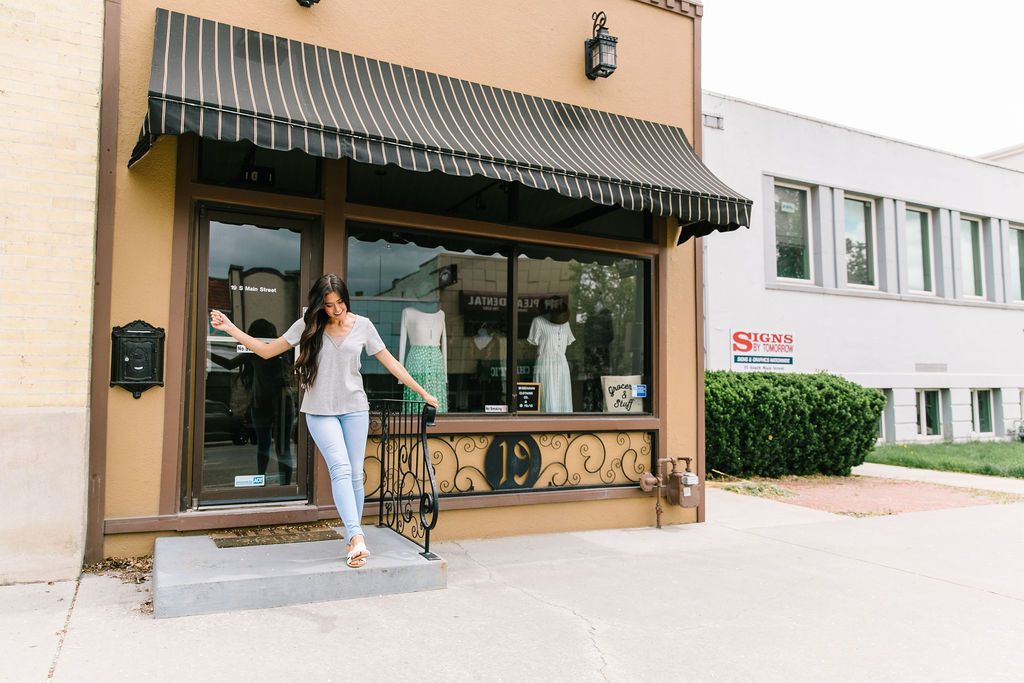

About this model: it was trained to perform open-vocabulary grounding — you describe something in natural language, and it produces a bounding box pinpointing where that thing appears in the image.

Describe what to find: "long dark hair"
[239,319,279,389]
[294,274,351,388]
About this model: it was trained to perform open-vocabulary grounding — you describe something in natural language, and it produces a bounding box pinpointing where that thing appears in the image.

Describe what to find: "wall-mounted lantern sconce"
[296,0,320,7]
[585,11,618,80]
[110,320,165,398]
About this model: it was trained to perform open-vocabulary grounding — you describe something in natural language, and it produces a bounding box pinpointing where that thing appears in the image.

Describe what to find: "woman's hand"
[210,309,236,333]
[420,392,440,409]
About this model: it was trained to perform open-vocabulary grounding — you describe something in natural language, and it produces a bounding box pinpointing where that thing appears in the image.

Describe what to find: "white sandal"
[346,541,369,568]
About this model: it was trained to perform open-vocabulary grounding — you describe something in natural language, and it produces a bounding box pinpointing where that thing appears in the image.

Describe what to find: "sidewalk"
[4,488,1024,682]
[853,462,1024,494]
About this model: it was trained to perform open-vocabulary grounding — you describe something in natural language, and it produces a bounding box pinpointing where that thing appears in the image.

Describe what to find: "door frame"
[184,204,323,508]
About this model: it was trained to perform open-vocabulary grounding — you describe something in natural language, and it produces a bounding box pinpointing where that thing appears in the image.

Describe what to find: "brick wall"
[0,0,103,409]
[0,0,103,582]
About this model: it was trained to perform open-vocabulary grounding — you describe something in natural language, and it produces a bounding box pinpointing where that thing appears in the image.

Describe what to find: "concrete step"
[153,525,446,618]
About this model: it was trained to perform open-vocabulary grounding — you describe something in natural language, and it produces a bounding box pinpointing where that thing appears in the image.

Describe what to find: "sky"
[701,0,1021,158]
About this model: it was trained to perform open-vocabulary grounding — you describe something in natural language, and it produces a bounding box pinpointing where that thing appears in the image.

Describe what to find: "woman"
[210,274,439,568]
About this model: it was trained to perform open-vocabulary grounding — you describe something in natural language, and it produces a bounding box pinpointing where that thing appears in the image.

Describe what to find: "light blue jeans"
[305,411,370,541]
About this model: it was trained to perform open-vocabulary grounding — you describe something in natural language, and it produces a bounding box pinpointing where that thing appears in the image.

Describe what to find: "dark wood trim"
[655,218,669,426]
[85,0,122,564]
[104,485,650,534]
[159,136,196,515]
[629,0,701,19]
[343,203,660,257]
[183,180,326,217]
[105,505,321,534]
[507,243,519,409]
[433,486,647,510]
[425,416,661,435]
[323,160,347,275]
[312,159,347,509]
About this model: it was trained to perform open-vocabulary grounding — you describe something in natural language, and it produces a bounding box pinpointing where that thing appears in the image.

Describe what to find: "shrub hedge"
[705,371,886,477]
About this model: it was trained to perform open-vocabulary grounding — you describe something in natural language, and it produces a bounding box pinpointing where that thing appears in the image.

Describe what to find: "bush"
[705,371,885,477]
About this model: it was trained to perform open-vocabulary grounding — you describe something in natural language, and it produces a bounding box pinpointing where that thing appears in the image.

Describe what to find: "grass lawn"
[867,440,1024,478]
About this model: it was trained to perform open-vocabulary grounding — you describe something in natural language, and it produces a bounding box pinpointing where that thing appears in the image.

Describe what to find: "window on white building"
[1012,225,1024,301]
[877,388,892,442]
[959,217,985,297]
[970,389,994,434]
[906,208,933,293]
[915,389,942,437]
[844,197,876,287]
[774,184,812,281]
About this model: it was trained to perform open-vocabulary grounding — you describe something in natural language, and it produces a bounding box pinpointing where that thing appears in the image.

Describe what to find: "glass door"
[189,208,319,506]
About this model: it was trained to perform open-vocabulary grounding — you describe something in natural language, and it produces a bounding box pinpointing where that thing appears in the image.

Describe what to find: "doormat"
[210,522,343,549]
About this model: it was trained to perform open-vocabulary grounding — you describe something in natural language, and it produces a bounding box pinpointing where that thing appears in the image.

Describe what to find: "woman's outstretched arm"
[373,349,440,408]
[210,310,293,360]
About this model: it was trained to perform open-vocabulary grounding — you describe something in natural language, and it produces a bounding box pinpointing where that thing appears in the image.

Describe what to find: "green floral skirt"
[403,345,448,413]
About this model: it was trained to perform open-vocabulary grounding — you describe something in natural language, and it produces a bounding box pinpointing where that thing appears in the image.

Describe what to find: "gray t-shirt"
[283,314,386,415]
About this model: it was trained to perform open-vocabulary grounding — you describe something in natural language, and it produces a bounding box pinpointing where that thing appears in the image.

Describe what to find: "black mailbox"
[110,320,165,398]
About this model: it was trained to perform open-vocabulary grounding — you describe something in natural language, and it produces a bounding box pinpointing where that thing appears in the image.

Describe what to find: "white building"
[701,92,1024,443]
[979,143,1024,172]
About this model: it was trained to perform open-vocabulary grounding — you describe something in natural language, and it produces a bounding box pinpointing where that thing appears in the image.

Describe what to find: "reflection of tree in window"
[845,238,873,286]
[844,199,874,286]
[570,258,644,412]
[774,187,809,280]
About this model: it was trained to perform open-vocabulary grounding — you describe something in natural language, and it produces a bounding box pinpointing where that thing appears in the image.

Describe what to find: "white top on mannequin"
[399,307,448,374]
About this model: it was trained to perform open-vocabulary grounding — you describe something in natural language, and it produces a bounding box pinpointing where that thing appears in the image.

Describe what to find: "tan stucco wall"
[0,0,103,582]
[103,0,700,535]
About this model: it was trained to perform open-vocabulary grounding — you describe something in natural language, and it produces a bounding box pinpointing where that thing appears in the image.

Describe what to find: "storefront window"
[347,224,510,413]
[346,222,650,414]
[516,245,648,414]
[346,160,652,242]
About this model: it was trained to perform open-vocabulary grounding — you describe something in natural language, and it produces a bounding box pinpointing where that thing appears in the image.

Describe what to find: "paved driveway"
[4,488,1024,681]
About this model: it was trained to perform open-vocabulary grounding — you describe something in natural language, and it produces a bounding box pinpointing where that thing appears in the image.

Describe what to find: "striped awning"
[131,8,751,242]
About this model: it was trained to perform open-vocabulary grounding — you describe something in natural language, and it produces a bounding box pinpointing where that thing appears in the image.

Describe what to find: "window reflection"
[774,185,810,280]
[203,221,301,496]
[346,222,650,415]
[517,246,648,413]
[347,224,510,413]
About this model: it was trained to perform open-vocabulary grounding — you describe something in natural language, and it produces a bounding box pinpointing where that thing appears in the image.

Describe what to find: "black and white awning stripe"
[131,8,751,241]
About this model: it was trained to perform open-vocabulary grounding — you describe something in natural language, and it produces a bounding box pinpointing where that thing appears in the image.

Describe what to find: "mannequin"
[451,322,507,411]
[399,307,449,412]
[527,312,575,413]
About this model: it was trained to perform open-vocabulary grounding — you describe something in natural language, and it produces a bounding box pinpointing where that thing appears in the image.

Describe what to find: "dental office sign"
[730,329,795,372]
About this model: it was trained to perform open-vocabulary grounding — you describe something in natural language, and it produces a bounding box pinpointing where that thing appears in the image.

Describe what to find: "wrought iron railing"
[370,399,440,559]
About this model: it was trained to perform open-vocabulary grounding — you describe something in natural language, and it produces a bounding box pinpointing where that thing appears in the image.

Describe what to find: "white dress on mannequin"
[528,315,575,413]
[399,308,448,412]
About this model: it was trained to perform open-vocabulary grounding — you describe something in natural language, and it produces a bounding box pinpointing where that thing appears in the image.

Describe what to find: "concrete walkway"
[853,462,1024,494]
[4,489,1024,681]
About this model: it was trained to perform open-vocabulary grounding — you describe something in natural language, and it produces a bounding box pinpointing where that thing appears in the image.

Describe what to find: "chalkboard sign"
[516,382,541,412]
